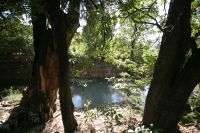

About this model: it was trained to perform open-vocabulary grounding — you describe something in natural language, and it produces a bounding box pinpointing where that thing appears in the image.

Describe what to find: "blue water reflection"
[71,79,127,108]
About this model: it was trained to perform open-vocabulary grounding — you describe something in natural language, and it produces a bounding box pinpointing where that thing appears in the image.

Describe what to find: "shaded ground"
[0,86,200,133]
[1,101,200,133]
[0,99,142,133]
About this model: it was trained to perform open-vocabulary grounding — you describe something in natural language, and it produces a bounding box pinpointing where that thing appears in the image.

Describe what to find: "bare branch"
[124,3,164,32]
[145,14,164,32]
[148,0,157,12]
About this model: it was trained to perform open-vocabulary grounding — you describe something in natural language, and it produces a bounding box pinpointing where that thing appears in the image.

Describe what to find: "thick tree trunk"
[21,1,58,123]
[21,8,58,123]
[44,0,80,132]
[142,0,200,133]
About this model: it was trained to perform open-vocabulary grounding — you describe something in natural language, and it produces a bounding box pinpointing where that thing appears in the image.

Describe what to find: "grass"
[1,86,22,104]
[0,86,22,126]
[4,86,21,95]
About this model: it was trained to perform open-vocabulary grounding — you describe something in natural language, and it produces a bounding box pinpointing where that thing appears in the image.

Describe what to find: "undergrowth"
[1,86,22,104]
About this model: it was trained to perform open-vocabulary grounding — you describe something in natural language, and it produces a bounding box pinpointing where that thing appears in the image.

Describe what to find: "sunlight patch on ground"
[2,94,22,104]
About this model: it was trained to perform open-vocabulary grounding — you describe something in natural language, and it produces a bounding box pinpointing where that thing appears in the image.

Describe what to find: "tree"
[0,17,33,83]
[20,0,80,132]
[82,0,116,59]
[43,0,81,132]
[4,0,199,132]
[21,0,59,126]
[0,0,58,127]
[142,0,200,132]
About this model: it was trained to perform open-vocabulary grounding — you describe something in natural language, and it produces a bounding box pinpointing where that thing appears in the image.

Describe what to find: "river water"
[71,79,147,108]
[71,79,125,108]
[0,79,148,108]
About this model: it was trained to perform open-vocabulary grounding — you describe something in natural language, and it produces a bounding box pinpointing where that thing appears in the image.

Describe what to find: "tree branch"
[145,14,164,32]
[124,5,164,32]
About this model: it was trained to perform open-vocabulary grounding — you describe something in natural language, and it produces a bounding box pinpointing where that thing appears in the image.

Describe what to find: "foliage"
[69,32,95,79]
[84,110,97,123]
[184,85,200,122]
[0,1,33,84]
[69,32,87,58]
[0,0,29,20]
[184,111,200,122]
[84,100,91,111]
[68,1,161,111]
[189,85,200,107]
[0,5,33,63]
[2,0,200,131]
[2,86,22,104]
[104,16,159,88]
[82,0,117,58]
[0,23,33,54]
[76,2,161,102]
[191,0,200,37]
[127,123,163,133]
[0,16,33,81]
[83,100,98,123]
[4,86,20,96]
[100,101,123,125]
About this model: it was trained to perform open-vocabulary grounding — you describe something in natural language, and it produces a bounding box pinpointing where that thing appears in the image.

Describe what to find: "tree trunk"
[142,0,200,132]
[21,9,58,123]
[44,0,80,132]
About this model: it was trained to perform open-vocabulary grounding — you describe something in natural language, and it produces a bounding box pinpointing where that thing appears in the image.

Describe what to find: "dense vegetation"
[0,0,200,133]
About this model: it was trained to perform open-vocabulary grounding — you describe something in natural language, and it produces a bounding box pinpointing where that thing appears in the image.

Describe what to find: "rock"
[95,126,100,131]
[127,129,134,132]
[0,112,10,123]
[74,112,82,116]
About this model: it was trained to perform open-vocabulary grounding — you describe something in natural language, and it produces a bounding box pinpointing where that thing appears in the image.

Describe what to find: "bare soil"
[1,100,200,133]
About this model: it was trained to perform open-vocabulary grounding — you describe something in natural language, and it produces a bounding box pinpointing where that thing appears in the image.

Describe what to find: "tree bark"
[142,0,200,132]
[44,0,80,132]
[21,10,58,122]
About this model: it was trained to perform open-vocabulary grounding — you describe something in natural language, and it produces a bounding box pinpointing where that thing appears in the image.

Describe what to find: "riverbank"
[0,99,199,133]
[0,83,199,133]
[0,99,141,133]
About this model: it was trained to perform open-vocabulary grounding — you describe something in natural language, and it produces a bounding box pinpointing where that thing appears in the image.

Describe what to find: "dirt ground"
[1,100,200,133]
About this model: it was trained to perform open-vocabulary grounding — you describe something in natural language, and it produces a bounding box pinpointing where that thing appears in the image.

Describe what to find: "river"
[0,79,148,108]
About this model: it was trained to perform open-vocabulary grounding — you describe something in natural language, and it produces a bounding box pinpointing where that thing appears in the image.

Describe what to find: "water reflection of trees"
[71,80,145,108]
[71,80,112,107]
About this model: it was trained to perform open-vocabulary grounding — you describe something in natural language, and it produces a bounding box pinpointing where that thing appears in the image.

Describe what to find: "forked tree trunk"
[142,0,200,132]
[44,0,80,132]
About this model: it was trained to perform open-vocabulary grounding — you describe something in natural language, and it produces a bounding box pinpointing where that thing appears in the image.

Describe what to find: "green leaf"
[115,115,119,121]
[113,110,116,114]
[106,112,110,117]
[111,112,114,117]
[118,114,123,118]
